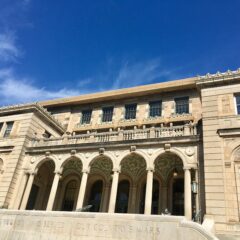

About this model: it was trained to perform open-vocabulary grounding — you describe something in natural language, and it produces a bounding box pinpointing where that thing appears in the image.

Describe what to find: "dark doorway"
[88,180,103,212]
[26,184,39,210]
[62,180,77,211]
[115,180,130,213]
[172,178,184,215]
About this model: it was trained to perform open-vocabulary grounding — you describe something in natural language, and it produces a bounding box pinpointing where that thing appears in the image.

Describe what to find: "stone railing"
[29,124,197,148]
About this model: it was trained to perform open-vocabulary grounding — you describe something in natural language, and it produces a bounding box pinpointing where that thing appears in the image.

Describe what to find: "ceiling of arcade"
[121,153,146,182]
[62,159,83,177]
[155,153,183,183]
[90,156,113,181]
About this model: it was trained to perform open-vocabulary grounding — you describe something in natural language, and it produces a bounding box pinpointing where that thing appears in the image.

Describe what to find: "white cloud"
[0,32,20,62]
[112,59,173,89]
[0,69,81,106]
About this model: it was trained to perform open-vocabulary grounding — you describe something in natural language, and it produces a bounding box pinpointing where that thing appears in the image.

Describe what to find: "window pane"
[149,101,162,117]
[175,97,189,114]
[81,110,92,124]
[102,107,113,122]
[236,96,240,114]
[3,122,13,138]
[125,104,137,120]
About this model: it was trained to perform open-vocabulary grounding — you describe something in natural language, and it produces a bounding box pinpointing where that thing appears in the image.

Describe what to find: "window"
[102,107,113,122]
[81,110,92,124]
[43,131,51,138]
[236,95,240,114]
[175,97,189,114]
[3,122,13,138]
[0,123,3,133]
[149,101,162,117]
[125,104,137,120]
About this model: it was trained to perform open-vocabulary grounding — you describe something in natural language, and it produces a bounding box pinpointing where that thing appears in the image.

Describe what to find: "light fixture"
[173,159,178,177]
[173,168,178,177]
[191,181,198,194]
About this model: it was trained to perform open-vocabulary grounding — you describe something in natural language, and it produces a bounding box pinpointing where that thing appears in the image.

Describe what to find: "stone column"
[184,167,192,220]
[11,170,28,209]
[195,168,199,216]
[20,172,35,210]
[108,168,120,213]
[46,171,61,211]
[76,169,89,210]
[102,184,111,212]
[144,167,154,214]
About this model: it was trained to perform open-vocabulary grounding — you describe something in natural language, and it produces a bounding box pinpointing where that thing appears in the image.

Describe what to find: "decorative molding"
[196,69,240,89]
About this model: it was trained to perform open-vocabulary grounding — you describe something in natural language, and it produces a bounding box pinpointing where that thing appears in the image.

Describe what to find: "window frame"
[235,95,240,115]
[3,121,14,138]
[124,104,137,120]
[174,97,189,114]
[81,109,92,124]
[149,101,162,118]
[102,106,114,123]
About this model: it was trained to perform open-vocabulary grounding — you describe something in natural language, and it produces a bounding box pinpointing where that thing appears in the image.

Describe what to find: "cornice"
[39,77,197,107]
[196,69,240,89]
[0,103,65,134]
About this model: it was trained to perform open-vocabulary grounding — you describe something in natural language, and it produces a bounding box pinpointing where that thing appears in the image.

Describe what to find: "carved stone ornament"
[148,149,153,156]
[45,151,51,157]
[164,144,171,152]
[30,157,36,164]
[99,148,105,155]
[71,150,76,155]
[185,147,195,157]
[85,153,90,159]
[130,146,136,152]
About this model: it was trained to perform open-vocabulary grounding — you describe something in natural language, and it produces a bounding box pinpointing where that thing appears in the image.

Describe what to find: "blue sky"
[0,0,240,105]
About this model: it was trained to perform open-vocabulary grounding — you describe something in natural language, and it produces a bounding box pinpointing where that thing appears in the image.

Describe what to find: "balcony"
[29,124,197,148]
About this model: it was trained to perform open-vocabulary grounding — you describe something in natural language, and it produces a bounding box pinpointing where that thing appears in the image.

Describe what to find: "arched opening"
[54,158,82,211]
[26,160,55,210]
[85,155,113,212]
[61,180,78,211]
[154,152,184,215]
[115,180,130,213]
[87,180,103,212]
[120,153,147,213]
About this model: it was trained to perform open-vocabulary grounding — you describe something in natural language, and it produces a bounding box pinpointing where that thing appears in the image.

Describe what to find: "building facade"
[0,69,240,235]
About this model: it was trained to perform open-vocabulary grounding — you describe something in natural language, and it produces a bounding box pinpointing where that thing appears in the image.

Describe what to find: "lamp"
[173,168,178,177]
[173,159,178,177]
[191,181,198,194]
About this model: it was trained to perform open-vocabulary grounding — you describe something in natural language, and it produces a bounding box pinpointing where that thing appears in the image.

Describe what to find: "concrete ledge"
[0,210,219,240]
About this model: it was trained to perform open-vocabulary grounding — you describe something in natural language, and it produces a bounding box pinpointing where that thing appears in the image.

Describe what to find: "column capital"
[183,166,191,171]
[54,170,62,176]
[26,170,37,176]
[82,168,90,174]
[112,167,121,173]
[146,167,154,172]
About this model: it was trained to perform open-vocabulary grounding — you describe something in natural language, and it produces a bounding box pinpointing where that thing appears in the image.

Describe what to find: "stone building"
[0,69,240,236]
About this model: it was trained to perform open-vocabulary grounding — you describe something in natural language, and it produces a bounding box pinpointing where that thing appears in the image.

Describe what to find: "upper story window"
[125,104,137,120]
[102,107,114,122]
[149,101,162,117]
[81,110,92,124]
[0,123,3,133]
[236,95,240,114]
[3,122,14,138]
[175,97,189,114]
